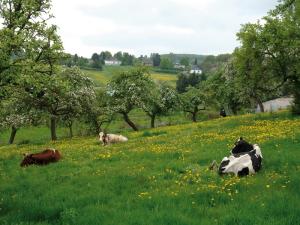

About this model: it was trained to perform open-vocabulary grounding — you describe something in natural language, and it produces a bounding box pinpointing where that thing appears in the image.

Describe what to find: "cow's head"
[99,131,107,138]
[218,157,230,175]
[20,154,34,167]
[231,137,253,155]
[253,144,263,158]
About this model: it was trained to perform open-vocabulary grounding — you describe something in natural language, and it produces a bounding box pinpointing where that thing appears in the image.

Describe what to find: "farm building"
[190,65,202,74]
[104,59,121,66]
[174,63,186,69]
[256,97,294,112]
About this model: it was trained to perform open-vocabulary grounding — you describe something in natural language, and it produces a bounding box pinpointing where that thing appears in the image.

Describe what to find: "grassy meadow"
[0,109,220,147]
[0,111,300,225]
[82,66,178,87]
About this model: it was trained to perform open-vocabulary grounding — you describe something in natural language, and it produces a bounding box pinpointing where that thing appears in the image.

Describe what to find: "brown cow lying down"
[20,148,61,167]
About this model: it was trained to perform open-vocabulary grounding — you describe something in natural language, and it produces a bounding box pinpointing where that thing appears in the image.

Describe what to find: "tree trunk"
[292,79,300,115]
[8,126,17,144]
[231,107,238,115]
[122,113,138,131]
[92,118,101,134]
[257,98,265,113]
[150,115,156,128]
[192,107,198,122]
[50,116,57,141]
[192,112,197,122]
[69,123,73,138]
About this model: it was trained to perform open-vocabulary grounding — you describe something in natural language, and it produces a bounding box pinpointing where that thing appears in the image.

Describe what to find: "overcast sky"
[51,0,278,57]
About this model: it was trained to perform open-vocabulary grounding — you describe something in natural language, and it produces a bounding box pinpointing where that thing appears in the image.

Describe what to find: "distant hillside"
[82,66,178,88]
[160,53,208,64]
[200,53,232,74]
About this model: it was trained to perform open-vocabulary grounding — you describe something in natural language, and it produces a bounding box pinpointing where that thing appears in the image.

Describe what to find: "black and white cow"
[218,138,263,176]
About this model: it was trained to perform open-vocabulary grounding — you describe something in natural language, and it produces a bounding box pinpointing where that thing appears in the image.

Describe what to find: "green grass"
[81,69,110,87]
[150,72,177,87]
[1,111,300,225]
[82,66,178,87]
[0,109,219,146]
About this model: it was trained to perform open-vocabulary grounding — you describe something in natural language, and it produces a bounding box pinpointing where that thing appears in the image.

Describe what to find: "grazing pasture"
[82,66,178,87]
[0,109,220,147]
[0,111,300,225]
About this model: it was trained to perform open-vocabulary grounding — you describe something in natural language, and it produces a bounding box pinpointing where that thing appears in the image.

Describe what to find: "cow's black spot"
[250,151,262,172]
[231,140,253,155]
[237,167,249,177]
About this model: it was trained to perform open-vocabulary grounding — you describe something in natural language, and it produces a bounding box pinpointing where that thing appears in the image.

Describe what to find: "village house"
[189,65,202,74]
[256,97,294,112]
[104,59,121,66]
[174,63,186,69]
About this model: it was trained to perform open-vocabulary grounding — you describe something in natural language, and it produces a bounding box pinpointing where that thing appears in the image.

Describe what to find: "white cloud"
[168,0,216,9]
[50,0,278,57]
[154,25,195,35]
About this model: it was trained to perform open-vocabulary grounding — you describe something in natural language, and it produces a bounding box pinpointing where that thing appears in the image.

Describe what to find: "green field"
[0,109,220,146]
[1,111,300,224]
[82,66,178,87]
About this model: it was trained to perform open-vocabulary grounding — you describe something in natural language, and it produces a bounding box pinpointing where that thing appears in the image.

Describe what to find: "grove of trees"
[0,0,299,144]
[204,0,300,114]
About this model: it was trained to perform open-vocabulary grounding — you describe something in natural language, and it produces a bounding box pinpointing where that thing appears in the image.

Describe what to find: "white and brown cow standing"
[217,138,263,176]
